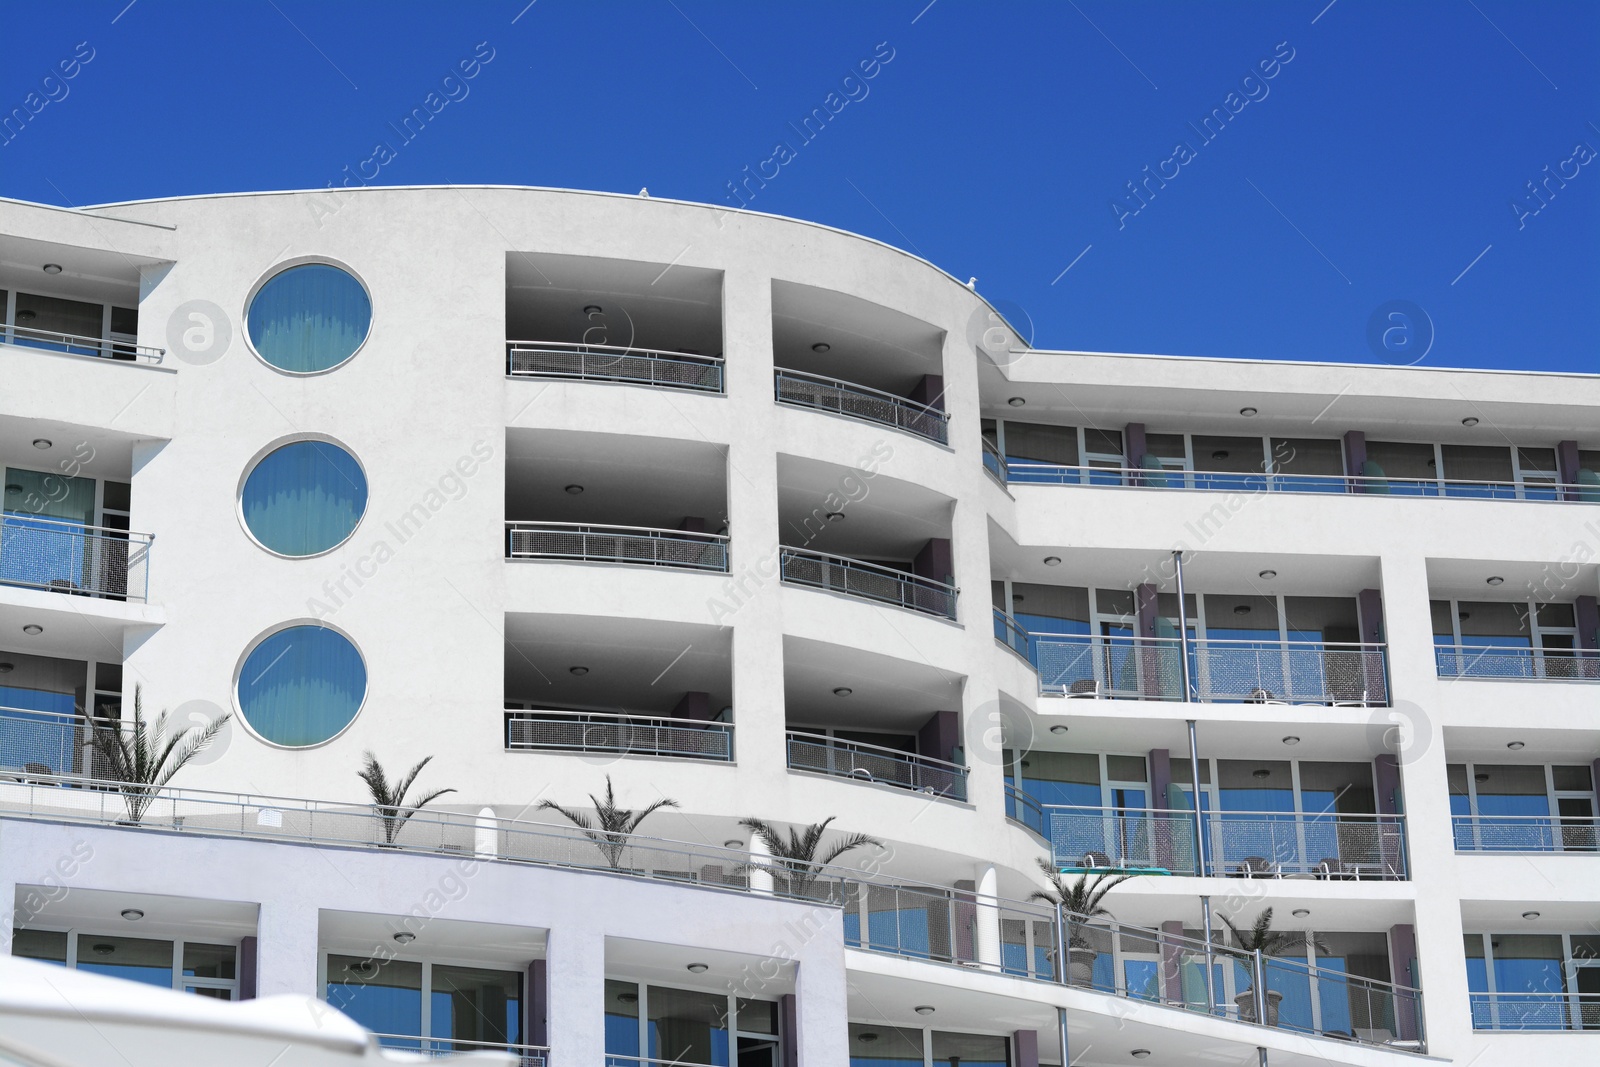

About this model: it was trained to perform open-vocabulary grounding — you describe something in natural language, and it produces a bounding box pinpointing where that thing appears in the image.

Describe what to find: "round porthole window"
[240,439,368,557]
[246,262,372,372]
[237,624,367,747]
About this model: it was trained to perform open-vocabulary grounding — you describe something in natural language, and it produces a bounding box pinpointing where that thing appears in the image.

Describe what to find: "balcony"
[774,368,949,445]
[375,1034,549,1064]
[1470,991,1600,1031]
[505,708,733,761]
[1453,814,1599,853]
[0,707,123,779]
[780,547,956,620]
[506,340,723,392]
[2,323,164,364]
[506,521,728,573]
[1435,643,1600,681]
[1037,804,1407,880]
[785,730,967,801]
[0,515,152,601]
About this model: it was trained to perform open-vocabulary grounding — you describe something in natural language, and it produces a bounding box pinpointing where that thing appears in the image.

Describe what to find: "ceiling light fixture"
[1239,407,1258,417]
[811,343,831,353]
[686,962,709,974]
[564,484,584,495]
[832,687,852,697]
[1459,611,1472,620]
[393,932,416,944]
[914,1005,935,1015]
[1253,768,1271,779]
[92,943,115,956]
[120,908,144,921]
[1475,773,1490,784]
[22,625,43,636]
[825,511,845,523]
[1212,450,1229,460]
[1507,741,1525,750]
[857,1032,880,1043]
[1043,555,1061,566]
[1462,417,1480,427]
[1131,1052,1151,1061]
[1282,736,1300,746]
[618,991,639,1004]
[16,309,36,322]
[1522,911,1540,920]
[1292,908,1311,918]
[1258,569,1277,580]
[32,439,52,449]
[1486,576,1504,586]
[42,263,62,274]
[568,666,590,676]
[0,663,12,673]
[1233,605,1251,615]
[582,305,602,315]
[1007,397,1026,407]
[1050,724,1069,734]
[723,840,743,849]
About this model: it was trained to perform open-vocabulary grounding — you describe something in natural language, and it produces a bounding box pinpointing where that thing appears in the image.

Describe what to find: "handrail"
[774,367,949,444]
[372,1033,550,1063]
[1435,642,1600,681]
[505,521,728,573]
[0,512,155,539]
[1452,812,1600,852]
[992,607,1031,660]
[786,730,968,801]
[506,339,724,393]
[0,513,154,601]
[1468,990,1596,1031]
[1005,782,1046,838]
[505,708,734,761]
[504,519,727,540]
[981,437,1009,482]
[3,322,165,363]
[779,545,957,620]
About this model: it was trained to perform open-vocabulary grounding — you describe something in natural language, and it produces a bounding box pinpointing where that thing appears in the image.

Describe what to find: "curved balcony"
[786,730,967,801]
[1005,782,1045,837]
[0,514,152,601]
[505,708,733,762]
[1435,643,1600,681]
[506,340,724,393]
[774,368,948,445]
[506,521,728,572]
[2,323,164,364]
[1452,813,1599,853]
[779,547,956,620]
[1470,991,1598,1031]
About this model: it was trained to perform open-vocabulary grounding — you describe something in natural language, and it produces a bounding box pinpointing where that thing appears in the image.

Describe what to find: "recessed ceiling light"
[1486,576,1504,586]
[582,305,602,315]
[32,439,52,450]
[825,511,845,522]
[832,687,852,697]
[1258,570,1277,580]
[42,263,62,274]
[857,1032,880,1043]
[1475,772,1490,784]
[914,1005,935,1015]
[723,839,743,849]
[1458,611,1472,621]
[564,484,584,495]
[92,943,115,955]
[1233,605,1251,615]
[1050,724,1069,734]
[1462,417,1479,427]
[1212,450,1229,460]
[393,932,416,944]
[1007,397,1026,407]
[1012,594,1025,603]
[1522,911,1540,920]
[120,908,144,920]
[569,666,589,676]
[1043,555,1061,566]
[0,662,12,673]
[1507,741,1525,750]
[811,342,831,353]
[22,625,43,636]
[617,990,639,1003]
[16,309,36,322]
[1253,769,1271,779]
[686,962,709,973]
[1282,736,1300,746]
[1239,407,1258,417]
[1292,908,1310,918]
[4,484,21,494]
[1131,1052,1151,1061]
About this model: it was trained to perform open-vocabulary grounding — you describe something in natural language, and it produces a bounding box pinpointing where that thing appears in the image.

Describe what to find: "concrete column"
[1160,920,1185,1004]
[1357,587,1387,702]
[1390,923,1420,1041]
[526,959,548,1048]
[1557,439,1580,492]
[1149,749,1173,868]
[749,833,774,895]
[918,710,960,764]
[908,373,945,413]
[255,898,319,997]
[794,958,850,1064]
[474,807,497,859]
[671,691,713,720]
[1125,422,1147,467]
[238,936,258,1000]
[779,993,798,1067]
[1135,582,1161,697]
[1577,596,1600,678]
[1012,1028,1040,1067]
[975,863,1001,970]
[546,924,606,1066]
[1343,430,1367,485]
[953,879,976,963]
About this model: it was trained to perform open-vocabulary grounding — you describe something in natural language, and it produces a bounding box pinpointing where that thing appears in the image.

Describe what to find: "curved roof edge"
[1015,346,1600,381]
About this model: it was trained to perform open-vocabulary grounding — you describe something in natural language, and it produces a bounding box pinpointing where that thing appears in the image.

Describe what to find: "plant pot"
[1236,988,1283,1026]
[1066,947,1098,987]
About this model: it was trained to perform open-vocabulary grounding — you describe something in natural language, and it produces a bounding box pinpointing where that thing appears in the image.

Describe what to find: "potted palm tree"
[89,687,230,825]
[1029,857,1134,987]
[1220,907,1329,1026]
[357,752,456,846]
[739,816,881,901]
[539,775,679,869]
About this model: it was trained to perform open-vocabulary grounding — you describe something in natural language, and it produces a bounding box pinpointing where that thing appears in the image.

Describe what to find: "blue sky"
[2,0,1595,372]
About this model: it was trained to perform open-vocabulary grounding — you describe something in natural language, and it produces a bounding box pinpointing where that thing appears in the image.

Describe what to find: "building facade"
[1,185,1598,1066]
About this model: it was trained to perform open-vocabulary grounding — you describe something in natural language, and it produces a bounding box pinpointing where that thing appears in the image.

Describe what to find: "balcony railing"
[779,547,957,620]
[981,438,1009,482]
[1042,804,1407,880]
[992,607,1030,660]
[0,514,152,601]
[995,461,1586,503]
[506,522,728,572]
[0,772,1428,1053]
[774,368,949,445]
[786,730,967,801]
[1028,632,1388,705]
[506,340,723,392]
[505,709,733,761]
[1453,813,1600,853]
[3,323,164,364]
[0,707,131,779]
[374,1034,549,1065]
[1435,643,1600,681]
[1470,991,1600,1031]
[1005,782,1046,838]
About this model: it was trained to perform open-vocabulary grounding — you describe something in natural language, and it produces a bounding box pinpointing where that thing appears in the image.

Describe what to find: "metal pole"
[1057,1006,1070,1067]
[1257,1047,1268,1067]
[1253,948,1268,1027]
[1172,549,1193,700]
[1188,712,1216,1018]
[1056,900,1070,986]
[1199,892,1215,1016]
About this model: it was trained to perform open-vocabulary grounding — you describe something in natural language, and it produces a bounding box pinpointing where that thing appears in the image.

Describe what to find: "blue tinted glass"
[241,440,367,556]
[248,264,371,372]
[239,625,366,746]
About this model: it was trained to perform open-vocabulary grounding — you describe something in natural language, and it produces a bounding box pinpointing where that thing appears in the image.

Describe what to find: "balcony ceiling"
[504,612,731,714]
[772,279,945,393]
[320,909,547,964]
[777,454,951,560]
[782,634,963,730]
[505,251,722,355]
[505,428,726,528]
[0,234,163,301]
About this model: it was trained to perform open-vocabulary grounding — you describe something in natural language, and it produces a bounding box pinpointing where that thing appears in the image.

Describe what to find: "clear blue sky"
[2,1,1595,371]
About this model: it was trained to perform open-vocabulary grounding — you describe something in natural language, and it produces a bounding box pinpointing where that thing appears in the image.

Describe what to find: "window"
[605,981,779,1066]
[247,263,372,373]
[14,931,237,999]
[846,1025,1008,1067]
[240,439,368,556]
[237,624,367,747]
[328,955,523,1051]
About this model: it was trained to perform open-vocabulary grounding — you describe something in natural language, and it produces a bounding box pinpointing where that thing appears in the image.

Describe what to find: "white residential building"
[1,185,1597,1066]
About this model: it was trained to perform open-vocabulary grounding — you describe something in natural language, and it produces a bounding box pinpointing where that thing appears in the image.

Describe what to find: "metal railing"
[505,709,733,761]
[1005,782,1046,838]
[992,607,1030,660]
[1042,804,1406,880]
[3,322,164,364]
[1470,991,1600,1031]
[998,461,1583,503]
[1,707,131,779]
[773,368,949,445]
[981,438,1009,482]
[0,771,1427,1053]
[779,546,957,620]
[786,731,967,801]
[374,1033,549,1064]
[1030,632,1388,705]
[506,340,723,393]
[505,522,728,573]
[1435,643,1600,681]
[1452,813,1600,853]
[0,514,152,601]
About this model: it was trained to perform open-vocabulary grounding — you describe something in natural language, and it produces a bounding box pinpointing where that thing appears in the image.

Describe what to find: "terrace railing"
[774,368,948,445]
[1005,783,1046,838]
[506,522,728,573]
[506,340,723,392]
[981,438,1009,482]
[3,323,164,364]
[1435,643,1600,681]
[1469,991,1600,1031]
[992,607,1031,661]
[374,1034,549,1065]
[786,730,967,801]
[1452,813,1600,853]
[779,547,957,620]
[505,709,733,762]
[0,514,152,601]
[0,708,133,780]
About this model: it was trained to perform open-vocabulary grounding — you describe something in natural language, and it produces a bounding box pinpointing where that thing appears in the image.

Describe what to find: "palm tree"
[539,775,679,869]
[358,752,456,844]
[739,816,881,901]
[89,686,230,825]
[1029,857,1135,985]
[1220,907,1330,1024]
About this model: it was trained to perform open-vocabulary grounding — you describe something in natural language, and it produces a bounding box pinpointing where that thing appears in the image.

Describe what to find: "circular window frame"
[233,618,369,750]
[236,433,370,560]
[242,256,374,376]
